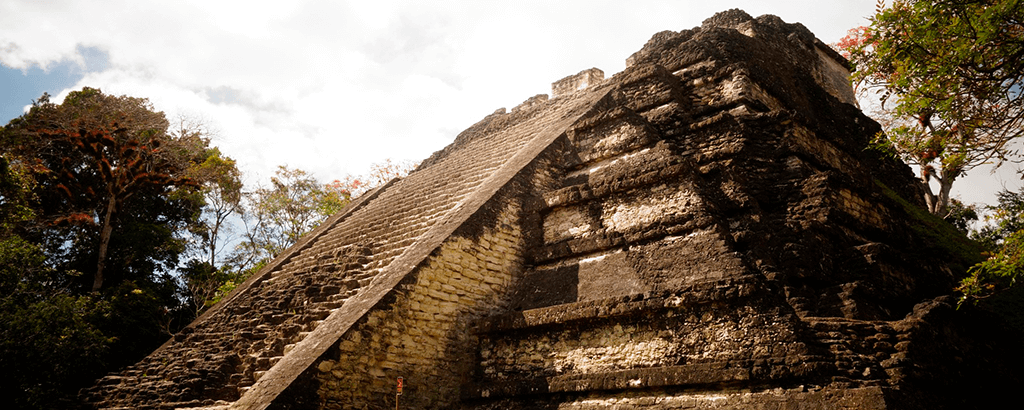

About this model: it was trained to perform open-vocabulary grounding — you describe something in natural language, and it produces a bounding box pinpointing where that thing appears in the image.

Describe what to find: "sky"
[1,0,1018,209]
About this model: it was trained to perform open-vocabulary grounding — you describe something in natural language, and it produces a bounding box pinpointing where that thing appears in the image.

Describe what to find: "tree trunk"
[92,194,117,292]
[922,180,938,215]
[920,170,958,217]
[936,175,955,218]
[208,217,220,266]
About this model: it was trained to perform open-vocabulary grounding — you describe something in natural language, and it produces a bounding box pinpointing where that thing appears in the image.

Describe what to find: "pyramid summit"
[82,10,1020,410]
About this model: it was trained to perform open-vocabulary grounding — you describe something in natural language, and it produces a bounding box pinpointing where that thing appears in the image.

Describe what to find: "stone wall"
[314,200,526,409]
[554,68,606,99]
[461,9,1020,410]
[477,387,890,410]
[474,282,813,395]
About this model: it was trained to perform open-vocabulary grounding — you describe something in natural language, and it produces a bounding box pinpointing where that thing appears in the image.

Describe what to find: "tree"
[177,145,244,316]
[211,159,415,303]
[146,115,247,317]
[0,123,113,408]
[0,239,114,409]
[974,188,1024,248]
[233,159,417,262]
[1,88,207,291]
[329,158,418,198]
[960,230,1024,303]
[945,197,981,234]
[0,88,233,407]
[189,149,242,265]
[228,166,353,274]
[839,0,1024,216]
[173,116,243,268]
[362,158,417,193]
[177,259,238,317]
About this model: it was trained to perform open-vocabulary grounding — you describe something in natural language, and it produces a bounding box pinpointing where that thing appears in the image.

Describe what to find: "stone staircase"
[81,71,613,410]
[80,243,376,409]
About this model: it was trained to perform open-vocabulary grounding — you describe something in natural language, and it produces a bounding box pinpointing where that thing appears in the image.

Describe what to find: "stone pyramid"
[81,10,1019,410]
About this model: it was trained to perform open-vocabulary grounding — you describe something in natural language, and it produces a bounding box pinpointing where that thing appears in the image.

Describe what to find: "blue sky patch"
[0,46,109,124]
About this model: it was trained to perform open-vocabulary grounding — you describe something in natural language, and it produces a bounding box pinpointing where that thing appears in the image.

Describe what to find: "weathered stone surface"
[82,9,1022,410]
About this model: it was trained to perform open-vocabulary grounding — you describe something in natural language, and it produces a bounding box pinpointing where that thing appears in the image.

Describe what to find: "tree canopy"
[0,88,233,408]
[228,165,353,274]
[839,0,1024,216]
[1,88,211,292]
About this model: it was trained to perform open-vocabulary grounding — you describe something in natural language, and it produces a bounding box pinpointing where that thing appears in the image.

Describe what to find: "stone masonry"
[82,9,1022,410]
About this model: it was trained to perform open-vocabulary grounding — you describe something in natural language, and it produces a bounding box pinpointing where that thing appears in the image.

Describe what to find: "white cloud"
[2,0,906,190]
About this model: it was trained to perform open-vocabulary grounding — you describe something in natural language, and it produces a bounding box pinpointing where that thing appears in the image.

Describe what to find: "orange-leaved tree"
[837,0,1024,217]
[2,88,207,292]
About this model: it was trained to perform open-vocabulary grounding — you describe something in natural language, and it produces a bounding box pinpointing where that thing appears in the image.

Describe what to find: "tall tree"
[839,0,1024,216]
[2,88,209,291]
[173,115,243,267]
[0,89,251,408]
[330,158,418,198]
[190,149,242,266]
[159,115,245,316]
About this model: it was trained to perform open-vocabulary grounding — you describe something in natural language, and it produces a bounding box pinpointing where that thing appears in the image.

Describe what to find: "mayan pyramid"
[81,9,1020,410]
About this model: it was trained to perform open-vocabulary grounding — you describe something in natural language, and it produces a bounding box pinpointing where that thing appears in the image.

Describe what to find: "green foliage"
[179,259,246,316]
[960,229,1024,303]
[960,187,1024,304]
[840,0,1024,216]
[0,89,235,407]
[944,197,980,235]
[973,188,1024,249]
[207,259,267,307]
[0,154,37,230]
[175,117,244,268]
[222,159,414,282]
[228,166,352,273]
[0,232,114,408]
[2,90,413,407]
[1,87,208,292]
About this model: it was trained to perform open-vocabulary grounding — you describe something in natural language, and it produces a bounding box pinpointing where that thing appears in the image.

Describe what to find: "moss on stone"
[875,179,984,275]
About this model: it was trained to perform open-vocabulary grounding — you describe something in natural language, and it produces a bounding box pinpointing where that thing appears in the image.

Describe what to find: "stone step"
[475,277,762,334]
[464,360,832,401]
[320,300,345,309]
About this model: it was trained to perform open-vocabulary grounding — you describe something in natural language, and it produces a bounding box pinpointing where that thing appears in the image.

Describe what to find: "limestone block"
[317,360,336,372]
[543,205,595,244]
[602,185,702,234]
[552,68,605,98]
